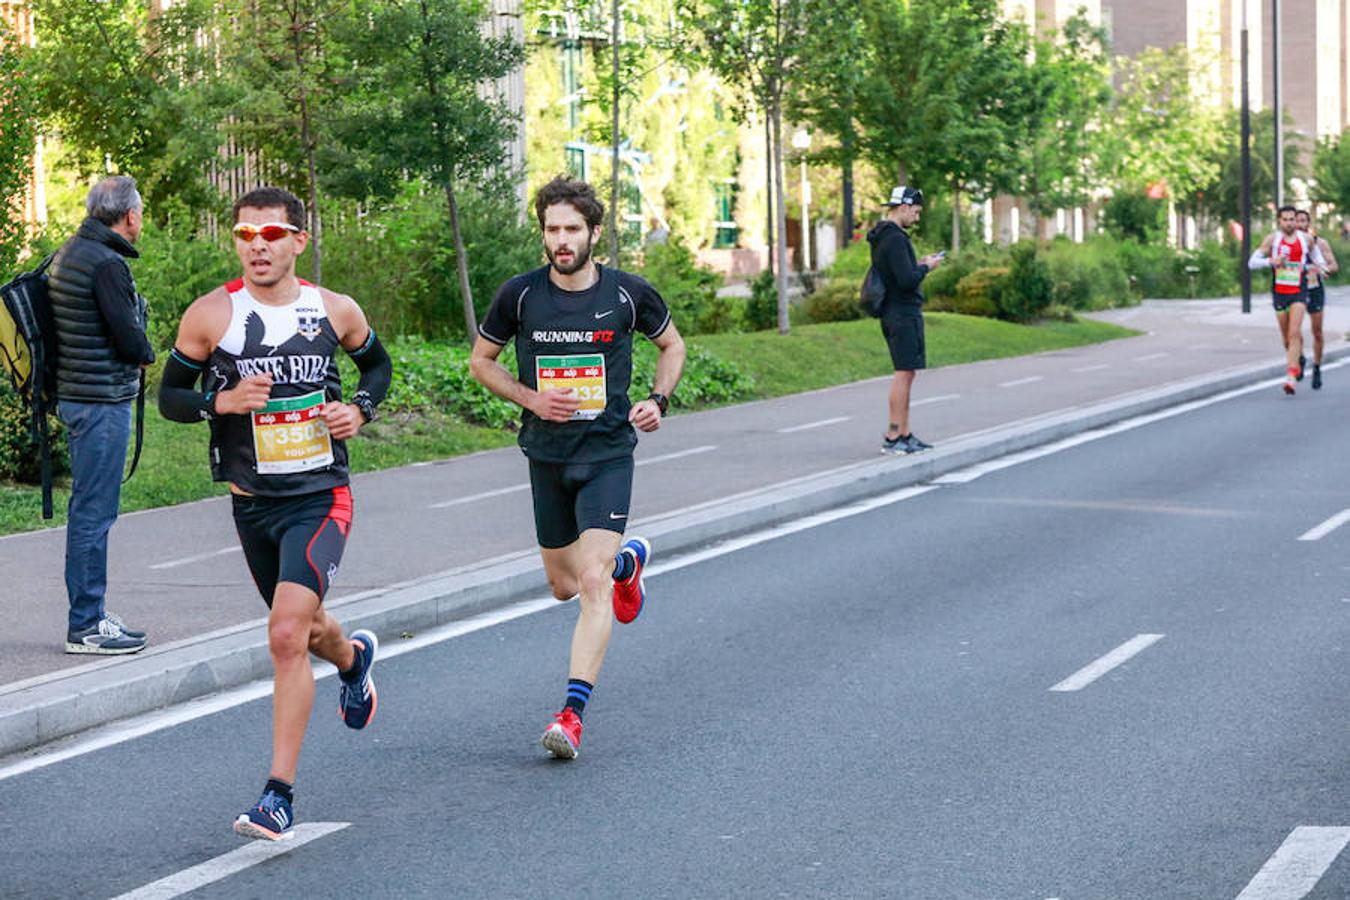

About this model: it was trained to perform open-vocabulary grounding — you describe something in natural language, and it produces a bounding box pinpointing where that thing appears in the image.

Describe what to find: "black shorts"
[1307,285,1326,314]
[528,456,634,549]
[882,313,927,371]
[232,486,353,606]
[1273,291,1307,313]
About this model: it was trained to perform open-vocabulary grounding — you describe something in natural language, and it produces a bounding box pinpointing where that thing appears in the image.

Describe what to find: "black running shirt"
[479,264,671,464]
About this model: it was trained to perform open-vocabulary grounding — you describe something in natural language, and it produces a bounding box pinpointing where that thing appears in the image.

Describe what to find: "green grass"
[691,314,1138,399]
[0,313,1136,535]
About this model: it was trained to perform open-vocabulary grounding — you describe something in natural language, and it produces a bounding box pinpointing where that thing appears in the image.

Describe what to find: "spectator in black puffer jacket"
[867,185,944,455]
[48,175,154,655]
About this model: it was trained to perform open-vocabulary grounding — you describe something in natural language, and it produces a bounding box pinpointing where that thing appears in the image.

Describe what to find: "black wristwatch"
[647,392,669,415]
[352,391,378,424]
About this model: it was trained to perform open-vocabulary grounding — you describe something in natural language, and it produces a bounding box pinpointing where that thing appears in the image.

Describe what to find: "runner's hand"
[322,402,364,440]
[629,398,661,432]
[531,388,581,422]
[214,374,272,415]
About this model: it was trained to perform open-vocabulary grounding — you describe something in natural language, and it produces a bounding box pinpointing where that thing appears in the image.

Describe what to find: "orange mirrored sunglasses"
[232,222,300,242]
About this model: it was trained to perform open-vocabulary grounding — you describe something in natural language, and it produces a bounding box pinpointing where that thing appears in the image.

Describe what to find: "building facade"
[1,0,45,236]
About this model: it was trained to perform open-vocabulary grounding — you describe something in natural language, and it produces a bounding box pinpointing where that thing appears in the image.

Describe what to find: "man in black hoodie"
[867,186,943,454]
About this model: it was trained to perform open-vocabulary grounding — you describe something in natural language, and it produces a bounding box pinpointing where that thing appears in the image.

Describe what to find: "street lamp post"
[792,128,812,272]
[1241,0,1252,314]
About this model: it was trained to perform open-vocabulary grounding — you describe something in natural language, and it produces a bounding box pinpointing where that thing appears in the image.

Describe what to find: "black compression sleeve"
[348,330,392,407]
[158,348,215,423]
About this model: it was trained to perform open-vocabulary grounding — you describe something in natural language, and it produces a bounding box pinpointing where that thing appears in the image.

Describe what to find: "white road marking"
[777,416,851,434]
[0,485,937,782]
[110,822,350,900]
[1134,352,1171,362]
[1072,364,1111,373]
[1234,827,1350,900]
[999,376,1044,388]
[148,546,242,571]
[635,444,717,466]
[1297,509,1350,541]
[429,446,718,508]
[429,483,529,509]
[912,393,961,407]
[1049,634,1164,692]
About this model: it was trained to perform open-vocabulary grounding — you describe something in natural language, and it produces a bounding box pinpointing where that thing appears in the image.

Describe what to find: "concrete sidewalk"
[2,296,1347,757]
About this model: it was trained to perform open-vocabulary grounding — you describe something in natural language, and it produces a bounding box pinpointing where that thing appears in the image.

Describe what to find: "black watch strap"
[352,391,377,423]
[647,392,668,415]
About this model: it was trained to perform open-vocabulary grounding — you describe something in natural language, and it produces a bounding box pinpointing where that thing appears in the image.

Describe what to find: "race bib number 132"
[251,389,334,474]
[536,354,607,421]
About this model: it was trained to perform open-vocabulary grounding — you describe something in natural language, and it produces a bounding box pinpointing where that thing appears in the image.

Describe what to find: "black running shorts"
[528,456,634,549]
[1307,285,1326,314]
[232,486,353,606]
[882,312,927,371]
[1272,291,1307,313]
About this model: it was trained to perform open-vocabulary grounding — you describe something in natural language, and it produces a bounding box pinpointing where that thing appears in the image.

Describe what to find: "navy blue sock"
[564,679,594,718]
[612,551,635,582]
[265,778,294,804]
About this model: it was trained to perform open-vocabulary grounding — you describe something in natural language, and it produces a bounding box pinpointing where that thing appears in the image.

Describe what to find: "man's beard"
[547,235,593,275]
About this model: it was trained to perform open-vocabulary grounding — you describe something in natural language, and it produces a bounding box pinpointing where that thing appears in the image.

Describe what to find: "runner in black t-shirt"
[470,176,686,760]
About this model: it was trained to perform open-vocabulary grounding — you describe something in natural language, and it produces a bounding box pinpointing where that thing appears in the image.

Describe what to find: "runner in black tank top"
[1249,205,1327,395]
[1295,209,1339,389]
[471,176,686,760]
[157,187,393,841]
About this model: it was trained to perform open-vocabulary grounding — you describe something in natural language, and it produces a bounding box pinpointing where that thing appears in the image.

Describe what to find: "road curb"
[1,349,1342,758]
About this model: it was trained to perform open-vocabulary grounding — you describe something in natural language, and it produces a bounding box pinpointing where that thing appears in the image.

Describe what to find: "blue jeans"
[58,399,132,632]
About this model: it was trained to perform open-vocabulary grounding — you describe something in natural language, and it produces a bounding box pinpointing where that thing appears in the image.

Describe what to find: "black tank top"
[204,279,348,497]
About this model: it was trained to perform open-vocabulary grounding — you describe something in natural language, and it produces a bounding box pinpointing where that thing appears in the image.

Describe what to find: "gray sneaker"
[66,618,147,655]
[104,611,146,640]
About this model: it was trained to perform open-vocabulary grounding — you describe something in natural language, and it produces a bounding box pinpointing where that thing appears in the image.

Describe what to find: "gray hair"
[86,175,142,226]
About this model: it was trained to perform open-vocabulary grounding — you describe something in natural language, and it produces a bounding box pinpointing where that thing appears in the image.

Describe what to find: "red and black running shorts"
[232,485,353,606]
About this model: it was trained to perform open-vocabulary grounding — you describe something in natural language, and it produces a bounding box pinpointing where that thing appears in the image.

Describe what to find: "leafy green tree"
[1313,127,1350,215]
[327,0,522,339]
[1189,109,1302,234]
[1018,13,1111,237]
[0,20,39,273]
[26,0,227,219]
[681,0,808,334]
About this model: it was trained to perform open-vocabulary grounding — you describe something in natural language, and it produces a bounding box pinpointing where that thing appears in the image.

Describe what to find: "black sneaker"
[105,612,146,640]
[1297,354,1306,380]
[907,434,934,451]
[882,433,905,454]
[339,629,378,730]
[1313,365,1323,390]
[65,618,147,655]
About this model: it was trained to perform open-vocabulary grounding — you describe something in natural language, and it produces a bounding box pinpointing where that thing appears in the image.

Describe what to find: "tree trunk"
[771,98,790,334]
[764,112,774,273]
[951,187,961,254]
[842,132,855,245]
[608,0,621,266]
[291,1,321,282]
[445,180,476,341]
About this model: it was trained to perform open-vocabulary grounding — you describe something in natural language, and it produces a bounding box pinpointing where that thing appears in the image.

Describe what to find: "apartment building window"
[561,42,582,131]
[713,180,738,249]
[564,144,587,179]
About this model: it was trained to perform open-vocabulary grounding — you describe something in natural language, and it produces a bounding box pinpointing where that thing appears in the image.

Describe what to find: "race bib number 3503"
[251,389,334,474]
[536,354,607,421]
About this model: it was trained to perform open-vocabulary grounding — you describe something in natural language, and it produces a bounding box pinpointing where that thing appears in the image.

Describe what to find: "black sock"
[564,679,594,719]
[265,778,294,804]
[612,551,635,582]
[339,647,362,682]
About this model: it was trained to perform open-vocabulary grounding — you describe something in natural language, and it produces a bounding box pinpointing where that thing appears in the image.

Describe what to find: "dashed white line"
[999,376,1044,388]
[110,822,350,899]
[1297,509,1350,541]
[1072,364,1111,373]
[1234,826,1350,900]
[635,444,717,466]
[148,546,242,571]
[777,417,851,434]
[1134,352,1171,362]
[1049,634,1164,692]
[912,393,961,407]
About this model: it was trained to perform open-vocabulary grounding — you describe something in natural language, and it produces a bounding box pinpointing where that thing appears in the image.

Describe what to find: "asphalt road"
[1,353,1345,898]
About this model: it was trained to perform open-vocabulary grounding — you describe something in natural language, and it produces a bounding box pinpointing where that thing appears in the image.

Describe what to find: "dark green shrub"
[635,240,730,335]
[745,270,778,331]
[998,243,1053,321]
[800,278,864,323]
[825,239,871,281]
[932,266,1004,318]
[1101,193,1167,242]
[1040,237,1132,309]
[0,385,68,483]
[632,342,753,408]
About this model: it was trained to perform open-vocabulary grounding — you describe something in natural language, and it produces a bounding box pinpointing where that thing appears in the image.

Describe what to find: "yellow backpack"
[1,252,58,517]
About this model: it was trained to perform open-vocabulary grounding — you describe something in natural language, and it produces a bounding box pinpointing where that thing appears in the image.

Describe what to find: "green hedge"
[0,386,68,483]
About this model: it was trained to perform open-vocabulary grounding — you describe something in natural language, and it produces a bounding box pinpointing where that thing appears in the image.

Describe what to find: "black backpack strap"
[28,340,53,519]
[123,371,145,483]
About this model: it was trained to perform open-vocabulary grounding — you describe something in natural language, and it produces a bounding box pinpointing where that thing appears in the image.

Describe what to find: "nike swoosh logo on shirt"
[594,310,614,319]
[609,512,626,520]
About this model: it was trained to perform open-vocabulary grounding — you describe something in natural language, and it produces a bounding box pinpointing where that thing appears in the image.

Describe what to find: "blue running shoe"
[339,629,378,730]
[233,789,294,841]
[612,537,650,624]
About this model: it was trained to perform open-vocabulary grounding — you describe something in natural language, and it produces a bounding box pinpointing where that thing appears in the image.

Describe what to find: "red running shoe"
[541,707,583,759]
[612,537,651,624]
